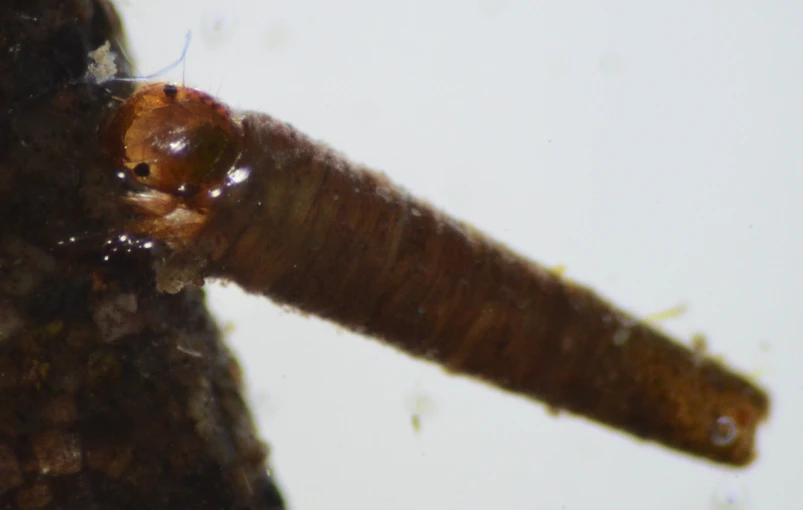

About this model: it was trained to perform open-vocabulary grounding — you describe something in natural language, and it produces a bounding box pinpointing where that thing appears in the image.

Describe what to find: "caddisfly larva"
[100,83,770,467]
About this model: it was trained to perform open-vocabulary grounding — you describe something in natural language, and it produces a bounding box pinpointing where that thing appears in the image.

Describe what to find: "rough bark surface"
[0,2,285,508]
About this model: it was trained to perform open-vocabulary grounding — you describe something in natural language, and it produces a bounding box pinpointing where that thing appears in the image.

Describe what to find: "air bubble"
[711,416,738,446]
[711,478,748,509]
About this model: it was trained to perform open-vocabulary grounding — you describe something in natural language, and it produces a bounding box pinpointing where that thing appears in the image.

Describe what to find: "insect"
[0,1,774,509]
[102,79,767,465]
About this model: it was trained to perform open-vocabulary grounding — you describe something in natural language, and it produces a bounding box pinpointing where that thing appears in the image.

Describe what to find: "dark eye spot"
[133,162,150,177]
[163,84,178,98]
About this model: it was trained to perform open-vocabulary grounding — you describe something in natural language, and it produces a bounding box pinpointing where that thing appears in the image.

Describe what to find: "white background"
[116,1,802,509]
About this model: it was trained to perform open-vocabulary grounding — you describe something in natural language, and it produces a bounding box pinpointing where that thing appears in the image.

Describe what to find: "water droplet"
[711,416,738,446]
[711,478,748,509]
[227,166,251,185]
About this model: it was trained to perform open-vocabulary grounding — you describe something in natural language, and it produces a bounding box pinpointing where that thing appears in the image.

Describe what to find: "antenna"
[114,31,192,83]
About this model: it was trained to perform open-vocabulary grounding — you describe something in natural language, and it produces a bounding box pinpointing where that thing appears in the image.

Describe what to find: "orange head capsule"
[101,83,246,247]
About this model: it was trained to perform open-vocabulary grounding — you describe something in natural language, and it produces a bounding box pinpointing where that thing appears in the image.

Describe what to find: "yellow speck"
[405,393,436,433]
[31,360,51,389]
[691,333,708,355]
[748,367,769,380]
[550,265,567,277]
[23,359,52,389]
[36,321,64,341]
[644,304,687,324]
[709,353,726,364]
[411,414,421,433]
[222,321,236,336]
[36,361,51,379]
